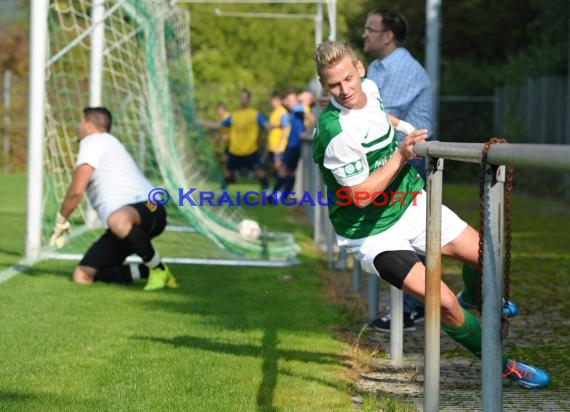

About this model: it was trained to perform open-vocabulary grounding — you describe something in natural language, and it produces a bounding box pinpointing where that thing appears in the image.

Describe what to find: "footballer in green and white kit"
[313,78,425,239]
[313,77,467,275]
[310,40,551,390]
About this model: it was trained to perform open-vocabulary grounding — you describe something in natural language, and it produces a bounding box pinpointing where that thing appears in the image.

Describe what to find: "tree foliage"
[0,25,29,75]
[0,0,567,116]
[344,0,568,94]
[181,2,333,117]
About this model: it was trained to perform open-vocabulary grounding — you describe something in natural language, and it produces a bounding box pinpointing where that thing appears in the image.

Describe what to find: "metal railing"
[413,141,569,411]
[301,137,570,411]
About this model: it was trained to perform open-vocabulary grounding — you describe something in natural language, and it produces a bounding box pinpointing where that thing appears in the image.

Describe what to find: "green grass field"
[0,173,354,411]
[1,173,569,411]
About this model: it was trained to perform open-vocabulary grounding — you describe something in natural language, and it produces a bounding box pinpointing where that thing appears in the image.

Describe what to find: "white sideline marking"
[0,259,34,284]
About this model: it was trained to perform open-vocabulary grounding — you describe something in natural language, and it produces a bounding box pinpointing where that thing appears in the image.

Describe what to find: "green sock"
[443,308,510,370]
[442,308,482,358]
[502,354,509,370]
[460,263,479,305]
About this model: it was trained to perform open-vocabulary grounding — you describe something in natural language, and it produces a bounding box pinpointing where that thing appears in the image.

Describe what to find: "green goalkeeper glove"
[49,212,71,249]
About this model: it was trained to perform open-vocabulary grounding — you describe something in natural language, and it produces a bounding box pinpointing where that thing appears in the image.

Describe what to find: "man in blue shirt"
[364,9,432,178]
[362,9,431,332]
[362,9,519,333]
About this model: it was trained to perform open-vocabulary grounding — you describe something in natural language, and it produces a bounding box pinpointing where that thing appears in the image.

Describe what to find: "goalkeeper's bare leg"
[73,202,177,290]
[73,263,149,285]
[71,231,144,285]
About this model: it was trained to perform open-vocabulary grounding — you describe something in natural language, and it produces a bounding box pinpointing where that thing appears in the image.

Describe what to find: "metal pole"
[313,164,323,244]
[335,246,347,270]
[84,0,106,228]
[325,208,334,270]
[315,0,322,47]
[326,0,336,40]
[89,0,105,106]
[2,70,11,173]
[213,9,314,19]
[414,140,570,171]
[25,0,49,260]
[424,154,444,412]
[352,257,361,293]
[481,164,505,412]
[389,286,403,363]
[425,0,441,139]
[368,274,379,321]
[46,1,126,67]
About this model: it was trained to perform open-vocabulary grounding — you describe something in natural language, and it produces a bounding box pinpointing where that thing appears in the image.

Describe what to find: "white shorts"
[336,190,468,275]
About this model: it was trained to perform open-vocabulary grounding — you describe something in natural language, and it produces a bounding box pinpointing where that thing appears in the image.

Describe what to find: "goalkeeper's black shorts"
[79,201,167,270]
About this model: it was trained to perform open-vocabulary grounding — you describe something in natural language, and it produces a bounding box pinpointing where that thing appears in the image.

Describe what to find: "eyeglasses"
[364,26,388,34]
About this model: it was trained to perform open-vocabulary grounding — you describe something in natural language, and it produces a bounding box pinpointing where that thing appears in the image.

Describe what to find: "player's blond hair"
[314,40,360,78]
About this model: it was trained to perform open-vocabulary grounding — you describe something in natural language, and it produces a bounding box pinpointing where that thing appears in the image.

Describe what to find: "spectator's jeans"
[408,158,427,180]
[403,294,423,313]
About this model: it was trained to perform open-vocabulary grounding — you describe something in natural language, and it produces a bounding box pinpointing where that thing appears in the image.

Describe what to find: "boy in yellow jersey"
[266,91,290,178]
[203,89,270,190]
[221,89,269,189]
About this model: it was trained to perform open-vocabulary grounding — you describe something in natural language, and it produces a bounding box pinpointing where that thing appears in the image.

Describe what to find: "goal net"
[39,0,299,265]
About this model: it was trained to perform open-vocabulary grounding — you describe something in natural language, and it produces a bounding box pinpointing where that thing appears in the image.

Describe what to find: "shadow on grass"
[0,248,21,257]
[0,390,92,410]
[132,332,345,365]
[0,390,42,403]
[20,265,70,278]
[0,260,71,280]
[132,323,347,411]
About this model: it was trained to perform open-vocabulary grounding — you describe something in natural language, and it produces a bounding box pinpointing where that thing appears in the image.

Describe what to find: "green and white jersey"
[312,78,424,239]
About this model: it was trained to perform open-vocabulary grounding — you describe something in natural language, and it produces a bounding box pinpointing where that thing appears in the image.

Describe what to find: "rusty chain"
[477,138,513,337]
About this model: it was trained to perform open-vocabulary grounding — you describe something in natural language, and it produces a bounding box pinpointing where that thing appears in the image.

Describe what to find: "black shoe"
[266,191,281,204]
[369,310,422,333]
[411,307,424,324]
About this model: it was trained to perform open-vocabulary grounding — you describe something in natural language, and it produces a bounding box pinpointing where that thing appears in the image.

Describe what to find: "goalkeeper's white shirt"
[76,132,154,228]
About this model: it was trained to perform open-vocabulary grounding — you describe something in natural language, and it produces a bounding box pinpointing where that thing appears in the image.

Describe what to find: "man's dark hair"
[284,87,299,98]
[83,107,113,132]
[368,8,409,46]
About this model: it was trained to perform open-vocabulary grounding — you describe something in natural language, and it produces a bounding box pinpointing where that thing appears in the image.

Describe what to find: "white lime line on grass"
[0,259,34,284]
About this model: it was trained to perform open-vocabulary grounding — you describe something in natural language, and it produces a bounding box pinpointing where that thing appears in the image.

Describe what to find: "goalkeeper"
[49,106,178,291]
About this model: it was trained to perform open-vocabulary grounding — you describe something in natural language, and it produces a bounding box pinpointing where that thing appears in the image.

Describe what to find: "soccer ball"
[237,219,261,240]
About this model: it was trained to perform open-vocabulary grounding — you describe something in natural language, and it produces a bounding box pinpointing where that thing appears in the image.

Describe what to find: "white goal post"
[26,0,299,266]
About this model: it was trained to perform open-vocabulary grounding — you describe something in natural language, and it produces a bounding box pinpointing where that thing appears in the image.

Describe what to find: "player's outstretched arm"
[387,113,416,136]
[348,129,428,208]
[49,212,71,248]
[49,163,93,248]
